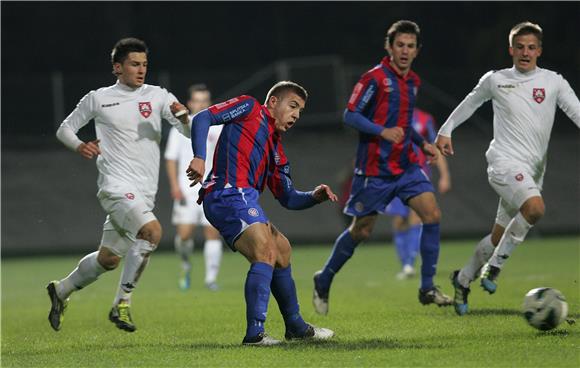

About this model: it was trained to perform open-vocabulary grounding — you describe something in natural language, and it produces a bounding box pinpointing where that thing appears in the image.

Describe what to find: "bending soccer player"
[47,38,191,332]
[165,84,223,291]
[436,22,580,315]
[313,20,452,316]
[187,81,337,346]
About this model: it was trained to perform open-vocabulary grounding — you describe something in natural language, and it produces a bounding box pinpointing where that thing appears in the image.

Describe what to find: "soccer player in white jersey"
[47,38,191,332]
[165,84,223,291]
[435,22,580,315]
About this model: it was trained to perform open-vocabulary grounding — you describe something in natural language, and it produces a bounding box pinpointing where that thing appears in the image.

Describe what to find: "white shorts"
[487,161,543,227]
[171,198,210,226]
[97,186,157,256]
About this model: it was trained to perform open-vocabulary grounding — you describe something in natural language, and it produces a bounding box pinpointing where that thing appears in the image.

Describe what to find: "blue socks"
[394,224,422,268]
[244,262,273,339]
[394,229,410,266]
[419,223,440,290]
[270,265,308,336]
[319,229,359,293]
[406,224,422,267]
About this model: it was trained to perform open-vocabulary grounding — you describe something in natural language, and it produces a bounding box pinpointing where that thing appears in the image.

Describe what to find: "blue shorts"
[344,164,434,217]
[203,187,269,251]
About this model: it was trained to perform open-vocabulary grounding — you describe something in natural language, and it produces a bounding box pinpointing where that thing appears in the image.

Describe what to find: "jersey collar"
[115,80,145,93]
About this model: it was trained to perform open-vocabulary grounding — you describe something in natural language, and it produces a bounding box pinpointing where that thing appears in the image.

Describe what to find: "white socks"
[113,239,155,306]
[204,239,223,284]
[175,235,194,272]
[58,251,107,300]
[458,234,494,288]
[489,213,532,269]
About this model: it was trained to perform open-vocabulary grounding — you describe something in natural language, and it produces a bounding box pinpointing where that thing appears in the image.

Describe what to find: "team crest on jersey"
[138,102,152,118]
[125,193,135,200]
[248,208,259,217]
[515,173,524,182]
[532,88,545,104]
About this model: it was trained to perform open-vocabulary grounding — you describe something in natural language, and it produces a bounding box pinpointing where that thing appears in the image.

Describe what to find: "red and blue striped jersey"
[197,95,295,202]
[347,56,421,177]
[411,108,437,170]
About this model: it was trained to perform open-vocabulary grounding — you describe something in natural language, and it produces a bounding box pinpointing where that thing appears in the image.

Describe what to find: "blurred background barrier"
[2,2,578,255]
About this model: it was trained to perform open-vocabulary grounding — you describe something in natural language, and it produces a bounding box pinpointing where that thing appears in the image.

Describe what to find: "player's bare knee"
[97,250,120,270]
[274,235,292,268]
[137,221,162,246]
[421,207,441,224]
[350,225,372,242]
[521,201,544,225]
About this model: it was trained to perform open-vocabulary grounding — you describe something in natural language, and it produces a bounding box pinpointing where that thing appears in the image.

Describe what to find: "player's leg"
[480,165,542,293]
[203,223,222,291]
[405,209,422,272]
[233,223,279,345]
[407,192,451,307]
[47,218,120,331]
[109,219,161,332]
[481,196,542,293]
[175,224,195,290]
[202,187,280,345]
[266,224,334,341]
[386,197,413,279]
[313,214,377,315]
[172,198,196,290]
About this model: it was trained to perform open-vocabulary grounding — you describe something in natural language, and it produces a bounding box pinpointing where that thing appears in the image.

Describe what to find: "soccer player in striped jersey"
[187,81,337,346]
[388,108,451,280]
[313,20,452,316]
[437,21,580,315]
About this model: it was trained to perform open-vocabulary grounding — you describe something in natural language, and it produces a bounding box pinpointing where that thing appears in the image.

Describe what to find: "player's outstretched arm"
[435,135,454,156]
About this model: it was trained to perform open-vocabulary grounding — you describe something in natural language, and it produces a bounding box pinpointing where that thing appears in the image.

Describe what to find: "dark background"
[2,2,579,255]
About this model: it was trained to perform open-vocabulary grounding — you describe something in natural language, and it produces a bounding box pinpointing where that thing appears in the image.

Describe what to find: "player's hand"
[435,135,454,156]
[186,157,205,186]
[170,102,190,125]
[76,139,101,159]
[438,175,451,194]
[170,185,184,201]
[380,127,404,144]
[422,142,439,164]
[312,184,338,203]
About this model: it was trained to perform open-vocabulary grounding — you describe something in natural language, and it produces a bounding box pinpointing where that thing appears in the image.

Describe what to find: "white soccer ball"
[522,287,568,331]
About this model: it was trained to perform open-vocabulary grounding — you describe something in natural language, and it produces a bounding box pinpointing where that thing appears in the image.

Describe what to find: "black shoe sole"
[108,313,136,332]
[46,283,62,331]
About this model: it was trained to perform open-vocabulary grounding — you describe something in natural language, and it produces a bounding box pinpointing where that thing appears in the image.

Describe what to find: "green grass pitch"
[2,237,579,367]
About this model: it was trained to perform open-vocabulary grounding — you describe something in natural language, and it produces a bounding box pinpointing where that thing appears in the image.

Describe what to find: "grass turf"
[2,237,579,367]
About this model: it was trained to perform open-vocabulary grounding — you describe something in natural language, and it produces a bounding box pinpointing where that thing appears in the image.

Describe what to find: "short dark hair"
[509,22,543,47]
[111,38,148,64]
[265,81,308,103]
[187,83,210,97]
[385,20,421,48]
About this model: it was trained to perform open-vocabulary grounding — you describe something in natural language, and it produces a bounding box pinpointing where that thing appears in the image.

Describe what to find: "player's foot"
[312,270,329,315]
[450,270,470,316]
[109,302,136,332]
[418,285,453,306]
[285,324,335,341]
[46,281,68,331]
[242,332,282,346]
[480,264,500,294]
[396,264,416,280]
[205,281,219,291]
[179,270,191,291]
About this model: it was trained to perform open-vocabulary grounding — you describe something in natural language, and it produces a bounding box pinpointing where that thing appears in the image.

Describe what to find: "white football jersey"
[439,66,580,176]
[164,118,222,200]
[56,81,191,197]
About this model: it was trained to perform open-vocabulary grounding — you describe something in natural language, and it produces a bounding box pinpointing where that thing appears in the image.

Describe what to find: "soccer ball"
[522,287,568,331]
